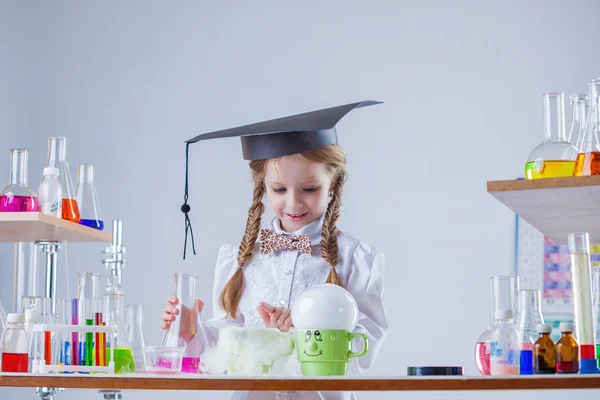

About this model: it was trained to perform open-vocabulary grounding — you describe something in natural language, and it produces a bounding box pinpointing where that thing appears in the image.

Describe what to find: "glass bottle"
[489,309,520,376]
[474,276,519,375]
[570,93,589,150]
[574,78,600,176]
[75,164,104,230]
[0,149,39,212]
[516,289,545,375]
[569,232,599,373]
[126,304,147,372]
[0,313,29,372]
[533,323,556,374]
[556,322,579,373]
[45,137,80,222]
[163,273,208,373]
[37,167,62,217]
[525,93,578,179]
[104,293,135,373]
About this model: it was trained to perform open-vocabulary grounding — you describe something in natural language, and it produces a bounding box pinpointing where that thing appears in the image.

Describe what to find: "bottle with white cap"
[556,322,579,373]
[533,323,556,374]
[0,313,29,372]
[489,309,520,375]
[37,167,62,217]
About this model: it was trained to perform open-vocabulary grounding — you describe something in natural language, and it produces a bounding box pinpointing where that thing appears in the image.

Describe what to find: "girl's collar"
[271,213,325,246]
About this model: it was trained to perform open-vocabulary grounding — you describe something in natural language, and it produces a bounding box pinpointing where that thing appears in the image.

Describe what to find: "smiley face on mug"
[303,329,324,357]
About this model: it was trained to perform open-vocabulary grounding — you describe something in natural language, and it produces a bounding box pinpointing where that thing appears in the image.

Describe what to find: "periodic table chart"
[515,215,600,341]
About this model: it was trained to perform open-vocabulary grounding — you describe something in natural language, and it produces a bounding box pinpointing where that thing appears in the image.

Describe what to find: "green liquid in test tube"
[86,319,94,366]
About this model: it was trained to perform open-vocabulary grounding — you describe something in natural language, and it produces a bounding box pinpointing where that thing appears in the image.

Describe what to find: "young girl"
[162,102,388,399]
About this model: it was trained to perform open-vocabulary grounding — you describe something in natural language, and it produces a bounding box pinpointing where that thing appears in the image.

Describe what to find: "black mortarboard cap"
[181,100,383,259]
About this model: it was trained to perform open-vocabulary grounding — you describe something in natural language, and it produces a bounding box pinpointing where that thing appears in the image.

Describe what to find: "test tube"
[95,312,103,367]
[71,298,78,366]
[569,232,600,373]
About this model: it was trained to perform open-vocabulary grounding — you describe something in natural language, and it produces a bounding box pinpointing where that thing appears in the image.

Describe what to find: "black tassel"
[182,142,196,259]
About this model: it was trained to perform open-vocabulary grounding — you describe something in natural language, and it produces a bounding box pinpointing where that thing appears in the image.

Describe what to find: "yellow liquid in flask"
[525,160,576,180]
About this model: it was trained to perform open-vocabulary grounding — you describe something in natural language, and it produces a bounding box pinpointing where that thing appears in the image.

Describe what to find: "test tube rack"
[30,323,115,374]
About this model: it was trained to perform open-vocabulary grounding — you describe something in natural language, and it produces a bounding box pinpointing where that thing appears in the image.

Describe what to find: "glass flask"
[162,273,208,373]
[525,93,578,179]
[75,164,104,230]
[556,322,579,373]
[489,309,520,376]
[104,293,135,373]
[574,78,600,176]
[474,276,519,375]
[569,232,599,373]
[569,93,589,149]
[0,149,39,212]
[126,304,147,372]
[0,313,29,372]
[516,289,545,375]
[45,137,80,222]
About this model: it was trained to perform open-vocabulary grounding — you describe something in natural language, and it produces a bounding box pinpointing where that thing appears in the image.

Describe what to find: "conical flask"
[516,289,545,375]
[126,304,147,372]
[45,137,80,222]
[104,293,136,373]
[0,149,39,212]
[474,276,519,375]
[163,273,207,373]
[525,93,578,179]
[569,93,589,149]
[574,78,600,176]
[75,164,104,230]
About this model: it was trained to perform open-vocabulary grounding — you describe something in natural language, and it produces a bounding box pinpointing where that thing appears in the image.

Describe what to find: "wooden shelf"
[3,374,600,391]
[0,213,111,243]
[487,176,600,244]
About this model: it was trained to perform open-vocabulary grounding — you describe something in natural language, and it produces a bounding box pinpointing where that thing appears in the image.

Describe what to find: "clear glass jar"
[0,149,39,212]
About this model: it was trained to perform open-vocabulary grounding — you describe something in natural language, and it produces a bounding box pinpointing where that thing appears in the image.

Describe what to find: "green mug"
[296,329,368,376]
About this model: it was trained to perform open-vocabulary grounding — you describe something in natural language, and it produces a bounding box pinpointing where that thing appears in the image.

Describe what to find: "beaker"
[474,276,519,375]
[45,137,80,222]
[569,232,599,373]
[525,93,578,179]
[75,164,104,230]
[163,273,207,373]
[104,293,135,373]
[516,289,545,375]
[0,149,39,212]
[569,93,589,149]
[574,78,600,176]
[126,304,147,372]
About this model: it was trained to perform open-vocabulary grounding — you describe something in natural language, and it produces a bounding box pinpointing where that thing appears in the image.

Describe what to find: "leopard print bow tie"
[259,228,312,255]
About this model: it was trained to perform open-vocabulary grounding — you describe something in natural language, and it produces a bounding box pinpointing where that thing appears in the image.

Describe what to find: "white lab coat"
[198,213,388,400]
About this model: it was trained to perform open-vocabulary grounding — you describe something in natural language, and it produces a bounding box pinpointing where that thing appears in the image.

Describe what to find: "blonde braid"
[321,174,346,286]
[219,177,265,318]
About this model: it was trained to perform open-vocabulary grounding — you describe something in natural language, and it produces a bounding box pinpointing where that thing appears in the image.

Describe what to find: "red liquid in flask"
[1,353,28,372]
[475,341,491,375]
[0,195,39,212]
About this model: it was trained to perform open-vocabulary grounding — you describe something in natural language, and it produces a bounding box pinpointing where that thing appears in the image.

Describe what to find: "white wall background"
[1,0,600,399]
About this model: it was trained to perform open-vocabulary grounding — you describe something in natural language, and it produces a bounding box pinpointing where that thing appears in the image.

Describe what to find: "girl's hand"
[257,302,293,332]
[160,296,204,342]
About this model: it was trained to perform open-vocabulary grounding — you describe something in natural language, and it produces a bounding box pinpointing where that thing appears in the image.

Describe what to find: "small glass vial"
[534,323,556,374]
[556,322,579,374]
[0,313,29,372]
[490,309,520,376]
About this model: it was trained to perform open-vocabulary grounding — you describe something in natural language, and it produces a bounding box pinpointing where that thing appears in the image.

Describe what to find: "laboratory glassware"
[533,323,555,374]
[163,273,208,373]
[37,167,62,217]
[594,266,600,364]
[516,289,545,375]
[569,93,589,149]
[0,313,29,372]
[14,243,40,315]
[556,322,579,373]
[44,137,80,222]
[569,232,599,373]
[574,78,600,176]
[525,93,578,179]
[126,304,147,372]
[0,148,39,212]
[75,164,104,230]
[474,276,519,375]
[77,273,101,366]
[489,309,520,376]
[104,293,135,373]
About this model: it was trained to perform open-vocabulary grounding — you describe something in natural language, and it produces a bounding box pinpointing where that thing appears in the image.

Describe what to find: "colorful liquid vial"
[556,322,579,373]
[573,152,600,176]
[525,160,576,179]
[533,324,556,374]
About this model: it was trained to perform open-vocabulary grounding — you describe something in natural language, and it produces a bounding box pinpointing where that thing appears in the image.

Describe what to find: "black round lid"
[407,366,464,376]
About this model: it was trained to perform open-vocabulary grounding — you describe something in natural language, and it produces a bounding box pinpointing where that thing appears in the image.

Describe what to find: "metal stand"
[35,387,64,400]
[38,241,61,314]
